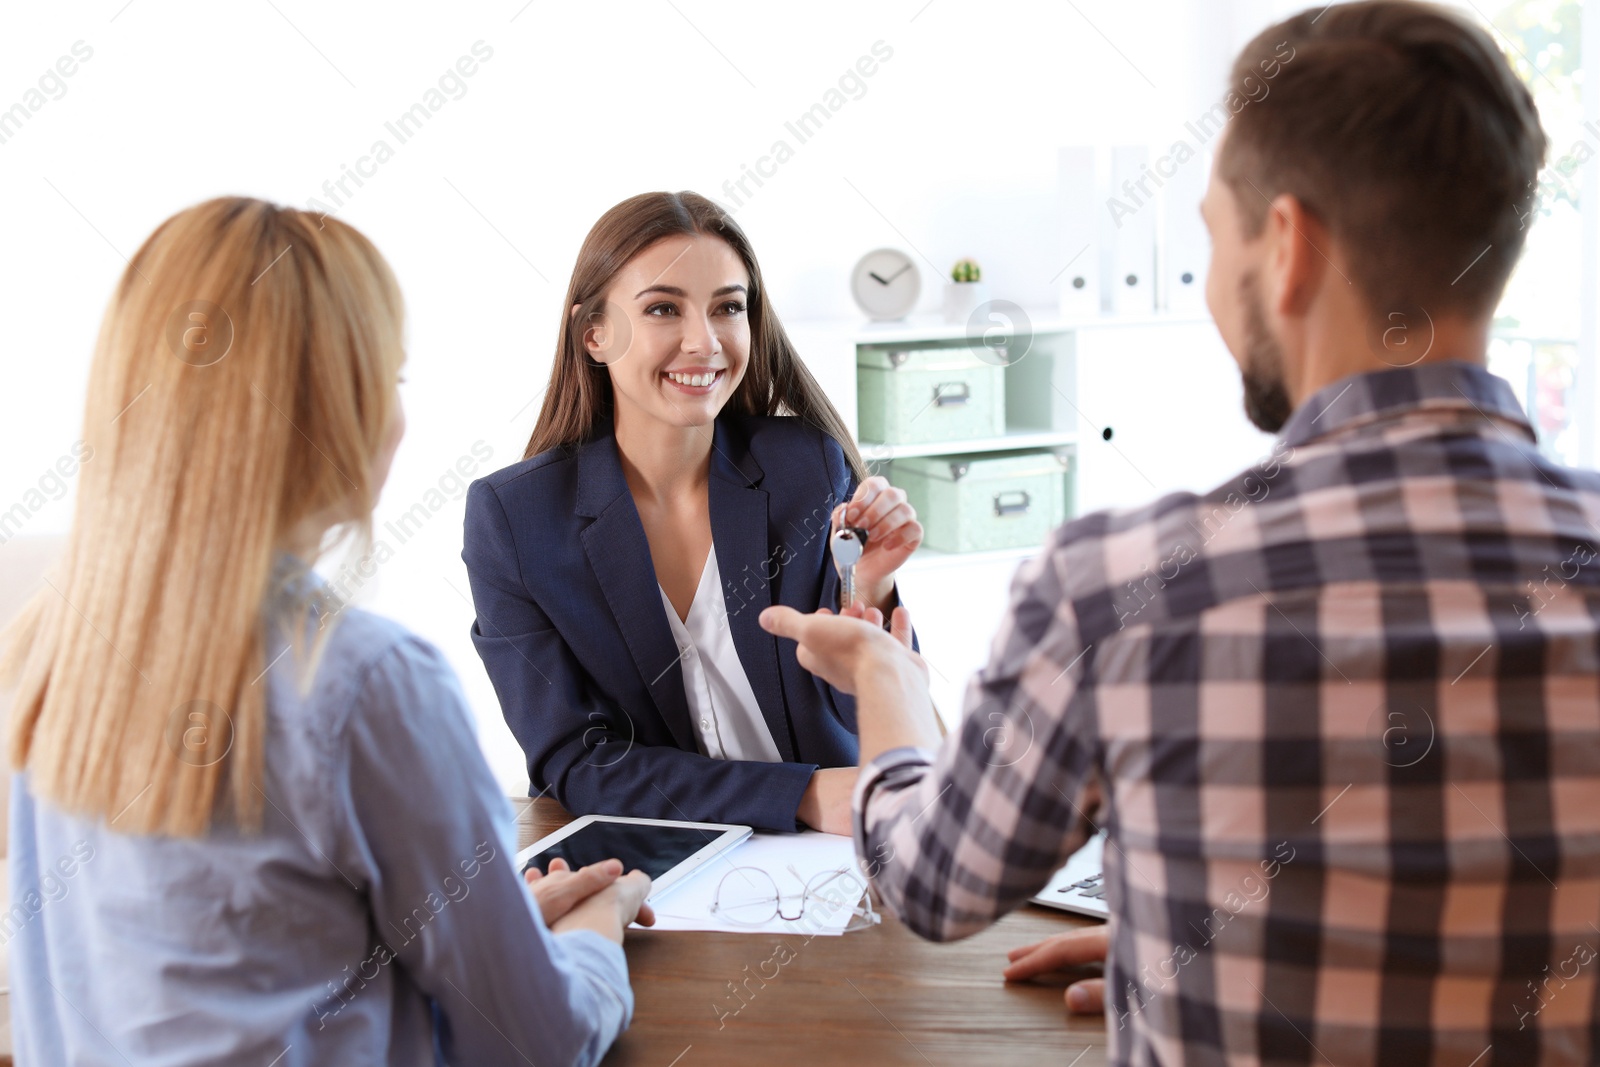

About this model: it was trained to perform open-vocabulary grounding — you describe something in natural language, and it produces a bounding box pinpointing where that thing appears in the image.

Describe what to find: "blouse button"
[700,719,710,729]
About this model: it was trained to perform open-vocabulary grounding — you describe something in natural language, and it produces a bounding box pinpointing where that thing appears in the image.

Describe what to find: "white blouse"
[658,547,783,762]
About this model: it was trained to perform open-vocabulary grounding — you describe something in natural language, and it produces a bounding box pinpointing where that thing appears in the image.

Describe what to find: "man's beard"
[1238,271,1293,434]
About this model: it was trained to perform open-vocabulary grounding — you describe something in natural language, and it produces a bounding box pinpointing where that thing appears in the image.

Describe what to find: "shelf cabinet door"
[1073,322,1272,515]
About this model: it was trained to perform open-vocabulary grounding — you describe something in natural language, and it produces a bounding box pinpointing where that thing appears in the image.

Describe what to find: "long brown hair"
[523,191,865,480]
[1,198,405,837]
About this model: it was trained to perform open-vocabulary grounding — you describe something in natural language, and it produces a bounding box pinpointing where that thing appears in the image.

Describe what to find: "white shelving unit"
[840,309,1210,346]
[784,308,1260,725]
[860,428,1078,461]
[791,304,1223,449]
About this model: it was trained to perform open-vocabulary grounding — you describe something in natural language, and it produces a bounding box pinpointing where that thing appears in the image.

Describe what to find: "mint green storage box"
[893,449,1071,553]
[856,347,1005,446]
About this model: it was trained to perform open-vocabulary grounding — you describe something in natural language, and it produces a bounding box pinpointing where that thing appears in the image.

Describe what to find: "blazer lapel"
[708,421,797,762]
[576,435,698,752]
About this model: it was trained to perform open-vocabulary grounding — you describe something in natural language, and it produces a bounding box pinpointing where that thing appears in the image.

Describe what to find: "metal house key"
[831,526,869,610]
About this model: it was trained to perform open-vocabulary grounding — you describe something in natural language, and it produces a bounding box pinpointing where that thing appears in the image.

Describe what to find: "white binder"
[1104,145,1156,316]
[1161,150,1211,314]
[1056,146,1100,319]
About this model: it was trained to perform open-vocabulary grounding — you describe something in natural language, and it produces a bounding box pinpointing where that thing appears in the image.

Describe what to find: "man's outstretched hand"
[758,603,919,695]
[1004,924,1108,1014]
[760,602,941,760]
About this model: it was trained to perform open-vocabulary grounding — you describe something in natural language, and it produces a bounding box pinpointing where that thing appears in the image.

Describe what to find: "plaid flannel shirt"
[855,360,1600,1066]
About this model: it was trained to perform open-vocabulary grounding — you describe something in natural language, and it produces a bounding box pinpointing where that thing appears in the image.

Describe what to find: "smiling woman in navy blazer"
[463,191,922,834]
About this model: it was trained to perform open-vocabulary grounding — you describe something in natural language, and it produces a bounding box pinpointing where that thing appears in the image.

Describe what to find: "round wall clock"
[850,248,920,321]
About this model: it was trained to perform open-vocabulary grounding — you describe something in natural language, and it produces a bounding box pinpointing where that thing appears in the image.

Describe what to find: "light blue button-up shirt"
[8,600,632,1065]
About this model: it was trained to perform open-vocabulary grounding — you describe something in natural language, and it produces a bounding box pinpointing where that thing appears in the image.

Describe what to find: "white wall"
[2,0,1293,791]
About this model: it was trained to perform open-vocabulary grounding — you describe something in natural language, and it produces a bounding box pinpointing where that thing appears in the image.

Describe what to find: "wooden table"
[516,798,1110,1066]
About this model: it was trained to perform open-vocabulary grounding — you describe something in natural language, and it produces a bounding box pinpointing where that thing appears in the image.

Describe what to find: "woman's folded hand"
[526,856,656,931]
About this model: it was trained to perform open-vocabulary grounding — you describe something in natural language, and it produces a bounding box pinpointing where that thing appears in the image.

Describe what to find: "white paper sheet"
[634,831,869,936]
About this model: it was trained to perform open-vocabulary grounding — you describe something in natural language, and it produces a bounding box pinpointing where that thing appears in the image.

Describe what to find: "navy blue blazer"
[462,414,862,832]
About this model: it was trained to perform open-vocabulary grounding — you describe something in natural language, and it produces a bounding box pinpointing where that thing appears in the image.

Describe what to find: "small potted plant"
[943,257,990,324]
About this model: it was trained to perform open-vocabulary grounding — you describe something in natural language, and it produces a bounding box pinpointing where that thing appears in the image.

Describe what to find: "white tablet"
[515,815,752,903]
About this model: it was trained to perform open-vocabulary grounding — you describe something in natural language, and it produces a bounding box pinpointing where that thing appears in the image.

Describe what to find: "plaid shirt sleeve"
[852,533,1101,940]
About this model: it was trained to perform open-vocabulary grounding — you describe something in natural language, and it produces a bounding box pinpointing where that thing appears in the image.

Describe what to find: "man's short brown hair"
[1220,0,1548,317]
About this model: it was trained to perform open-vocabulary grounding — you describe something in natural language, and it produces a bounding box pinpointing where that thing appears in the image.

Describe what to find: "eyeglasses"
[710,864,880,933]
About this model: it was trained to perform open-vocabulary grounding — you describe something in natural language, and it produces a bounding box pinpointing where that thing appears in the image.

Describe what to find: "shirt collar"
[1278,359,1535,449]
[266,552,338,621]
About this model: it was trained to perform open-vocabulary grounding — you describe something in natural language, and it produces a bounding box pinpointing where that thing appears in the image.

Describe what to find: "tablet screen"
[521,821,725,881]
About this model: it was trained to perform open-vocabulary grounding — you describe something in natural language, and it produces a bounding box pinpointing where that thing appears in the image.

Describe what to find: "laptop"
[1028,831,1109,919]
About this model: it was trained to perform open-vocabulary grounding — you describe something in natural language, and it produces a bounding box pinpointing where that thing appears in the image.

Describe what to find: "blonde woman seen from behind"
[2,197,651,1066]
